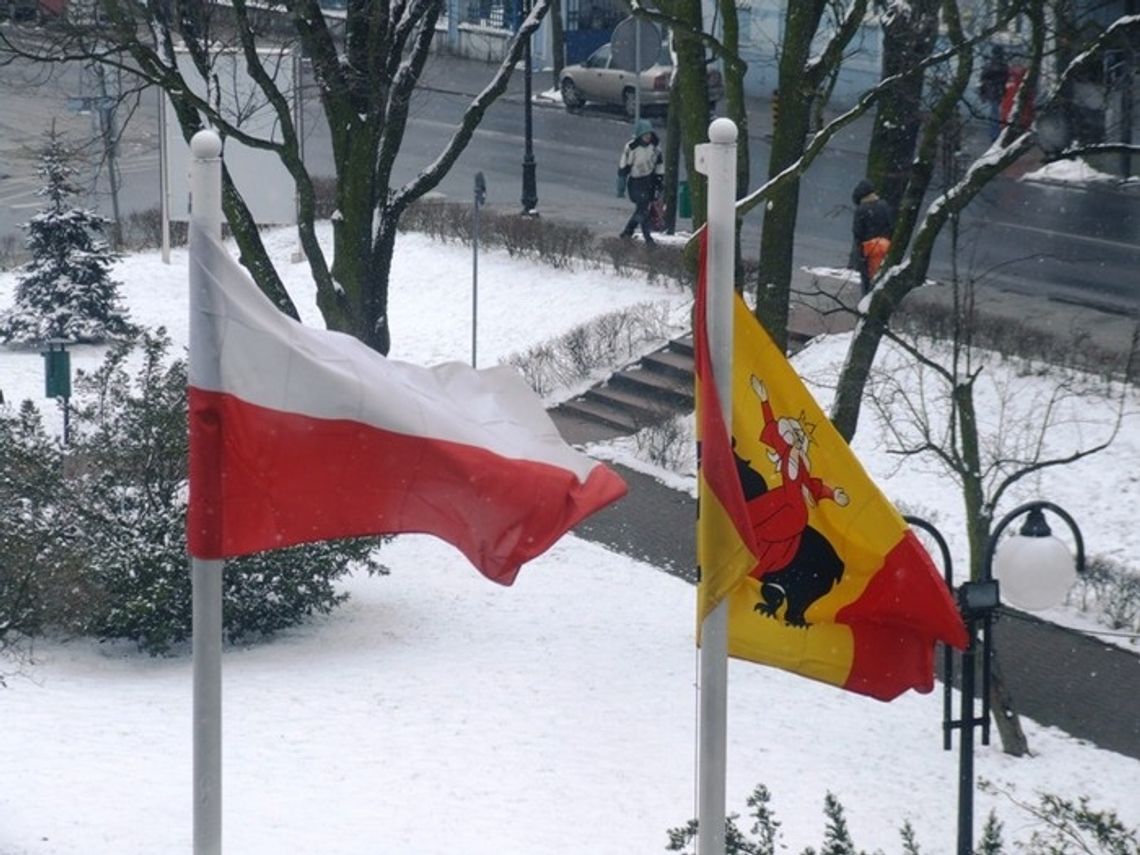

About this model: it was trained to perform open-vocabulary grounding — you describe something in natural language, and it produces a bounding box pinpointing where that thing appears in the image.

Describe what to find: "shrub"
[1069,554,1140,638]
[0,330,384,655]
[673,782,1140,855]
[507,301,675,399]
[0,402,71,657]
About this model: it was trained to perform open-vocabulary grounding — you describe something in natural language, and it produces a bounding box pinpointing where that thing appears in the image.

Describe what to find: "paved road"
[3,40,1138,317]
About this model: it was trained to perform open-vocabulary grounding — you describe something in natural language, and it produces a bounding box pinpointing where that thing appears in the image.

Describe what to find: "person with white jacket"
[616,118,664,245]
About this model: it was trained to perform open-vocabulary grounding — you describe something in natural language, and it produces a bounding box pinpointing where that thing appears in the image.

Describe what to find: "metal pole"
[159,87,171,264]
[521,0,538,214]
[95,63,123,250]
[694,118,738,855]
[292,48,305,264]
[472,172,485,367]
[189,129,225,855]
[957,619,977,855]
[634,19,642,125]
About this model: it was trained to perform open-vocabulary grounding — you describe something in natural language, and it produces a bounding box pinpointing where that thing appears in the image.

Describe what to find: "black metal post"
[911,504,1081,855]
[521,0,538,214]
[904,514,986,855]
[957,614,978,855]
[473,172,486,367]
[904,515,954,753]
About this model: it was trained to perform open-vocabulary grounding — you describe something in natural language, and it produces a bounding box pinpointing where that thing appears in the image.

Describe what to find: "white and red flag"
[187,228,626,584]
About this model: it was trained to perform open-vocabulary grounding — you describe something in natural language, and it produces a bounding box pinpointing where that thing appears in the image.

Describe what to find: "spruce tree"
[0,124,133,346]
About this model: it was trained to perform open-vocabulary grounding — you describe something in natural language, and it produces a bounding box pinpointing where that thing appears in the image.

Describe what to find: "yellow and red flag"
[694,236,967,701]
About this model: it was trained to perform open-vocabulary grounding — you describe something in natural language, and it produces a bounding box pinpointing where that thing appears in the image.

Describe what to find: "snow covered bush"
[0,126,134,346]
[507,301,675,398]
[0,330,384,655]
[1070,555,1140,640]
[0,401,80,661]
[667,783,1140,854]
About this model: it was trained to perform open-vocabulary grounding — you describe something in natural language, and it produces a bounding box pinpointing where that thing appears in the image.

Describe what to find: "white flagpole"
[189,128,224,855]
[694,118,738,855]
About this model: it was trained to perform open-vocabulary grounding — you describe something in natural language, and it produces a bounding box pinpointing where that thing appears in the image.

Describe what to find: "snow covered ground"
[1,226,1137,854]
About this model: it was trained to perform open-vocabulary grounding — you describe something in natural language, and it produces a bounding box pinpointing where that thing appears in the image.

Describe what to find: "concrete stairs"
[557,336,696,436]
[548,269,867,446]
[549,323,823,446]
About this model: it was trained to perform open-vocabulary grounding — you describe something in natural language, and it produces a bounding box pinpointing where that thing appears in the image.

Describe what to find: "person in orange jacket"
[850,178,893,296]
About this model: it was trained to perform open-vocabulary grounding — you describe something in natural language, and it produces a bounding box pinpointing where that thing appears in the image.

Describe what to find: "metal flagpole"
[189,129,225,855]
[694,118,738,855]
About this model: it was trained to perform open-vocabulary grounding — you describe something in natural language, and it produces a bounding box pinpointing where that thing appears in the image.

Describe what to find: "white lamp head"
[992,508,1077,611]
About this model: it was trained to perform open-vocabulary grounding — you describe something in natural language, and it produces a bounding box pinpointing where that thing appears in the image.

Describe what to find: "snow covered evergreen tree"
[0,125,133,346]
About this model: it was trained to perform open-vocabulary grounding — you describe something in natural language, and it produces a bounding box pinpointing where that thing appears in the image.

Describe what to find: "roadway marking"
[409,115,618,158]
[984,217,1139,252]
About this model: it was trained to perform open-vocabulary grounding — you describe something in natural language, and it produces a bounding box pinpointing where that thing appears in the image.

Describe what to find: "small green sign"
[43,348,71,399]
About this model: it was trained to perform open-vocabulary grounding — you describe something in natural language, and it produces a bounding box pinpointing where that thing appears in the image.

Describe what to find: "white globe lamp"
[991,508,1078,611]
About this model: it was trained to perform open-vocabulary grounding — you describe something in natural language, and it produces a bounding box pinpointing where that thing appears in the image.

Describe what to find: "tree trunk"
[988,652,1030,756]
[221,170,299,321]
[549,0,565,85]
[717,0,749,199]
[665,0,714,231]
[663,87,682,234]
[753,1,825,351]
[865,0,939,211]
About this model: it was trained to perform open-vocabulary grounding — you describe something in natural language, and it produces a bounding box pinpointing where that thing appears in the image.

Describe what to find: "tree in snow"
[0,2,549,356]
[0,125,134,346]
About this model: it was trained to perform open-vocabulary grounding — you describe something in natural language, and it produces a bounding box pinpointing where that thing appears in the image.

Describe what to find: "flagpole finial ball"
[191,130,223,160]
[708,118,738,145]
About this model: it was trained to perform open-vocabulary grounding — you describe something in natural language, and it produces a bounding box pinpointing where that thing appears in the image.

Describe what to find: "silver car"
[559,41,723,118]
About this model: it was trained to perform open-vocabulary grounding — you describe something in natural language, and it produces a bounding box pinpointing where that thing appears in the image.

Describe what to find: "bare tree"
[719,1,1138,440]
[831,8,1140,441]
[865,274,1135,754]
[0,1,548,355]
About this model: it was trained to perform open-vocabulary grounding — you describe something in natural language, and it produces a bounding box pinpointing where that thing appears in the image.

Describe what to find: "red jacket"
[1000,65,1035,130]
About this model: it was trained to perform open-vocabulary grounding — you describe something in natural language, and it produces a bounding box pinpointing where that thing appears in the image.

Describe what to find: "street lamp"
[990,503,1084,612]
[907,503,1083,855]
[520,0,538,215]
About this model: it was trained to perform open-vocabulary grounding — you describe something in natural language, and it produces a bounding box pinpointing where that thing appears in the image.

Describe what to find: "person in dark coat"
[617,118,664,246]
[851,178,893,296]
[979,46,1009,141]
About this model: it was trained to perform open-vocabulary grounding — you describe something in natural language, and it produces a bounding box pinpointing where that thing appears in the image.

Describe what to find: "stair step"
[557,397,642,433]
[610,367,694,406]
[558,327,825,433]
[584,385,675,424]
[640,348,694,379]
[669,336,694,357]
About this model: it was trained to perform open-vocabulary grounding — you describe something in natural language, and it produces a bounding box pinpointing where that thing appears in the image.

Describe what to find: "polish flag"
[187,227,627,584]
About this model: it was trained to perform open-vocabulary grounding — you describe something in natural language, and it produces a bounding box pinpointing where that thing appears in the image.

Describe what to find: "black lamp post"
[907,502,1084,855]
[520,0,538,215]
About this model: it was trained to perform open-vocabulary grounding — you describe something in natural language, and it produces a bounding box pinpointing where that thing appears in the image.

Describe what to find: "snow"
[1024,157,1128,185]
[1,226,1138,854]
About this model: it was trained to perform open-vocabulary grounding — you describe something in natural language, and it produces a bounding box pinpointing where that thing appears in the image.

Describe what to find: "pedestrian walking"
[979,46,1008,141]
[1000,60,1035,133]
[851,178,893,297]
[616,118,664,246]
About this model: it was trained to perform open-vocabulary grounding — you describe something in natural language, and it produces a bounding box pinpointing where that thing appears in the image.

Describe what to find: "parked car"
[559,40,723,118]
